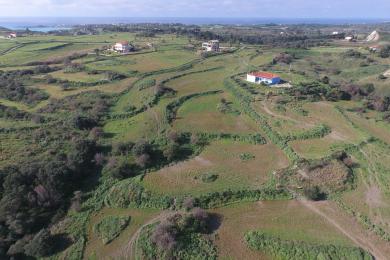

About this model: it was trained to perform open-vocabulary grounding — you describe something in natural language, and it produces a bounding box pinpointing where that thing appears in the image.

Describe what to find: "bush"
[303,185,327,201]
[199,173,218,183]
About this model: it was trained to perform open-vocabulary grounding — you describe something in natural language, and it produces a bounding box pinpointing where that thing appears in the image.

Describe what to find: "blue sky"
[0,0,389,18]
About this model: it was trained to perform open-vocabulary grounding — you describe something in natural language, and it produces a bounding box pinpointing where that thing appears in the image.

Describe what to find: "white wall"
[246,74,256,83]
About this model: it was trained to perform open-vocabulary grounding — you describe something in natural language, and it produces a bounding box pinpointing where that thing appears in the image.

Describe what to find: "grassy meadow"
[1,29,390,260]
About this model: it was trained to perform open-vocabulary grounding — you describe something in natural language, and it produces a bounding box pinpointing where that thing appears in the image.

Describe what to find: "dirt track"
[109,211,172,260]
[298,199,390,260]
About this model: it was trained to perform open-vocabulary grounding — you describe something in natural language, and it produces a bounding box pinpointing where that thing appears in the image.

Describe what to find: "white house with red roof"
[246,71,281,85]
[369,45,381,52]
[7,32,17,39]
[113,41,133,53]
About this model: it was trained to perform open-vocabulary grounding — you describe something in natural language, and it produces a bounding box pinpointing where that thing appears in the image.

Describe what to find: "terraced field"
[1,31,390,260]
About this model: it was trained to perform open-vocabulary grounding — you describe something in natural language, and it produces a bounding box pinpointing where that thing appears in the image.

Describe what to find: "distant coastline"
[1,16,389,31]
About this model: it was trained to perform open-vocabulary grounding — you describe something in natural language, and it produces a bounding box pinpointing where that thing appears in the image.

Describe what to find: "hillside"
[0,25,390,260]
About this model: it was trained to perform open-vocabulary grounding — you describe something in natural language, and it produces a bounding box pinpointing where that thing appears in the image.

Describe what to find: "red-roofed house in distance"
[369,45,381,52]
[7,32,17,39]
[246,71,281,85]
[113,41,134,53]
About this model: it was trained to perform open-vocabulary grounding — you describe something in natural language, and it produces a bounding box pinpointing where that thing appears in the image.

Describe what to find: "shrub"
[303,185,327,201]
[199,173,218,183]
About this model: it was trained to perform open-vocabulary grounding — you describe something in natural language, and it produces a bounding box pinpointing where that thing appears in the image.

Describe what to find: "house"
[246,72,281,85]
[332,31,339,35]
[113,41,133,53]
[202,40,220,52]
[7,32,17,39]
[345,36,354,41]
[369,45,381,52]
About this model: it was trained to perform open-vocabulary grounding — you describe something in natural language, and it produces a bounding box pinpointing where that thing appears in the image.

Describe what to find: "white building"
[369,45,381,52]
[246,72,281,85]
[202,40,220,52]
[113,41,133,53]
[7,32,17,39]
[345,36,354,41]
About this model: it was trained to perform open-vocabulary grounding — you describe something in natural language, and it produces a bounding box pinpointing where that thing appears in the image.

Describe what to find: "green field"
[1,28,390,260]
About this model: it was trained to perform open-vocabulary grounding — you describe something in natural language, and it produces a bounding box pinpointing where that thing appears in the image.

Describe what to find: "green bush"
[199,173,219,183]
[93,216,130,244]
[239,153,255,161]
[193,188,291,209]
[194,132,266,145]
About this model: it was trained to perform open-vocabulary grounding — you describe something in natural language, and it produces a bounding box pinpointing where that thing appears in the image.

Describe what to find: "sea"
[1,17,389,32]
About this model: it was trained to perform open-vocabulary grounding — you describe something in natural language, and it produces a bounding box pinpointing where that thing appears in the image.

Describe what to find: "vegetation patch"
[199,172,219,183]
[137,209,217,260]
[239,152,255,161]
[245,230,373,260]
[93,215,130,244]
[276,151,355,200]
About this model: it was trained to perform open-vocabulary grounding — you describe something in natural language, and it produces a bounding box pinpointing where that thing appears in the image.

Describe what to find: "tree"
[167,131,179,143]
[24,229,54,258]
[135,154,151,169]
[105,158,134,179]
[163,143,180,161]
[90,127,104,140]
[303,185,326,201]
[132,139,151,157]
[379,45,390,58]
[94,48,100,56]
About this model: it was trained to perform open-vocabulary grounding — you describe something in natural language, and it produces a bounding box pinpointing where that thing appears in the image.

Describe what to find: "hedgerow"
[245,231,373,260]
[283,124,331,141]
[194,132,266,145]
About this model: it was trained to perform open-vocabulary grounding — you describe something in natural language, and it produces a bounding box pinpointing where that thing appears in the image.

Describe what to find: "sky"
[0,0,390,18]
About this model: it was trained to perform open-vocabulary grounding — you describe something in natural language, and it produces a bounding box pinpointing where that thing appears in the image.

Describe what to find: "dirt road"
[298,199,390,260]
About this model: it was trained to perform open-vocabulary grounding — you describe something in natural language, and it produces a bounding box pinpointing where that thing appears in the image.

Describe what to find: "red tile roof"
[249,71,280,79]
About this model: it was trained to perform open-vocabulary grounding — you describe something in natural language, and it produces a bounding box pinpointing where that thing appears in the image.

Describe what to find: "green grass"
[93,215,130,244]
[142,141,289,196]
[49,70,107,83]
[173,92,259,134]
[87,49,197,74]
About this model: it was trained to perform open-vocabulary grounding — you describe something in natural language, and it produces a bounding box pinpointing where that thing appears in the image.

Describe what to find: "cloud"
[0,0,389,18]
